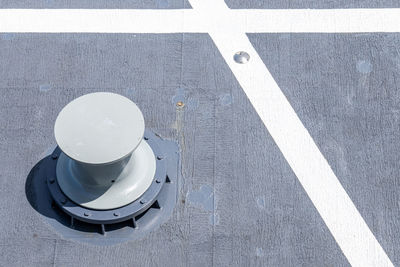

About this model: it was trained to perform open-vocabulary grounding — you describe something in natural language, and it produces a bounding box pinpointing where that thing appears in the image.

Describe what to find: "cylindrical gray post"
[54,92,156,210]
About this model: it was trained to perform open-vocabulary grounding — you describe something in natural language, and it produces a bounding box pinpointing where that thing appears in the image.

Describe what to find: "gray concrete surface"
[0,1,400,267]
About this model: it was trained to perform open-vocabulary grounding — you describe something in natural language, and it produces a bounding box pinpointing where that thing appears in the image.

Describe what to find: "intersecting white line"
[1,2,395,266]
[2,8,400,33]
[208,32,394,267]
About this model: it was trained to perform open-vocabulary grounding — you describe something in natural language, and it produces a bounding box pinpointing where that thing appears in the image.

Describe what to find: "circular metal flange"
[47,130,167,225]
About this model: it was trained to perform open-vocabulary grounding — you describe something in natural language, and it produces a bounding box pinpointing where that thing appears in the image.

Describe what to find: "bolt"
[49,178,55,184]
[144,136,149,140]
[157,156,163,160]
[60,198,67,204]
[176,101,184,107]
[234,51,250,64]
[113,213,119,217]
[156,179,161,184]
[51,154,58,160]
[140,199,146,204]
[84,212,90,217]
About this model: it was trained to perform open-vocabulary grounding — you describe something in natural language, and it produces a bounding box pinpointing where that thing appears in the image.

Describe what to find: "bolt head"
[234,51,250,64]
[140,200,146,204]
[51,154,58,160]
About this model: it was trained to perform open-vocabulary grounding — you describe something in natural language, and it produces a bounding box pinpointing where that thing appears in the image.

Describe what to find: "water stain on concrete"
[39,84,52,92]
[124,87,136,98]
[218,93,233,106]
[356,59,373,74]
[186,184,214,212]
[256,247,264,257]
[209,213,220,226]
[256,196,266,210]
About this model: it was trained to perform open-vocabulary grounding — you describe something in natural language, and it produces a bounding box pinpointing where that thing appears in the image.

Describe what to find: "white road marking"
[2,8,400,33]
[0,9,193,33]
[210,31,393,267]
[189,2,394,266]
[236,8,400,33]
[0,2,395,266]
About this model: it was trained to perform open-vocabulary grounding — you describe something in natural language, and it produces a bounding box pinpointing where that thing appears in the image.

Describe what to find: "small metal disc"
[233,51,250,64]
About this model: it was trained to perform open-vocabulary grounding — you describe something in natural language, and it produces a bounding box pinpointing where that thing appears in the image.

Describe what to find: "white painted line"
[2,8,400,33]
[237,8,400,33]
[0,9,204,33]
[210,30,394,267]
[191,0,394,266]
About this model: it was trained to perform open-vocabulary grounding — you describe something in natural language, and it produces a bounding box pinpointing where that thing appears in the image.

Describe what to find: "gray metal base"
[26,130,180,245]
[48,129,167,225]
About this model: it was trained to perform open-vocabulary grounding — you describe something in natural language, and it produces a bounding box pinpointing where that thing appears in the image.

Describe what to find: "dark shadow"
[26,149,71,226]
[25,147,154,235]
[25,148,103,234]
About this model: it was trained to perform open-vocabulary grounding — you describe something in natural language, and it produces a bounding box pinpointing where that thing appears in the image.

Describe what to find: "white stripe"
[237,8,400,33]
[209,30,393,267]
[190,0,394,265]
[0,9,204,33]
[2,8,400,33]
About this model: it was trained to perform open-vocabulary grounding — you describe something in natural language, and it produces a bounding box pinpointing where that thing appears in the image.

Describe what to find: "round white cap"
[54,92,145,165]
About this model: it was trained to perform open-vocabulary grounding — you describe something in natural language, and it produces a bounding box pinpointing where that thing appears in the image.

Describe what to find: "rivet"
[157,156,163,160]
[51,154,58,160]
[140,200,146,204]
[49,178,55,184]
[113,213,119,217]
[84,212,90,217]
[156,179,161,184]
[60,198,67,204]
[144,136,149,140]
[234,51,250,64]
